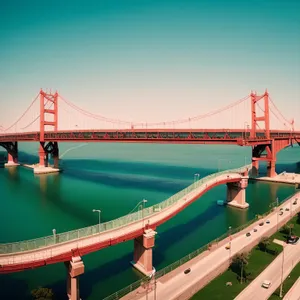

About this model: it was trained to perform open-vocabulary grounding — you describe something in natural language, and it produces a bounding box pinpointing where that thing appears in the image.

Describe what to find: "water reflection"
[6,166,20,182]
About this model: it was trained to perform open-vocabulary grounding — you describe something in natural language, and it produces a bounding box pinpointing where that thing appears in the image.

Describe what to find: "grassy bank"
[191,243,282,300]
[192,213,300,300]
[269,262,300,300]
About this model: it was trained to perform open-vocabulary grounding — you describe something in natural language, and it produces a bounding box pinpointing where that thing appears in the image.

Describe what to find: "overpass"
[0,165,250,300]
[0,90,299,177]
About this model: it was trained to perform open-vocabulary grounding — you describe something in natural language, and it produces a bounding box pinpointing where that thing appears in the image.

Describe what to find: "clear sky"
[0,0,299,130]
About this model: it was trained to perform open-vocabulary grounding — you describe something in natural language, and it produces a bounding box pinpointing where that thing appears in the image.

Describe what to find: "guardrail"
[102,194,294,300]
[0,164,251,254]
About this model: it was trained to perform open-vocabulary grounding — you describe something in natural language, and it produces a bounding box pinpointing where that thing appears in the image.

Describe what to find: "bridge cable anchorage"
[58,93,250,129]
[3,93,40,132]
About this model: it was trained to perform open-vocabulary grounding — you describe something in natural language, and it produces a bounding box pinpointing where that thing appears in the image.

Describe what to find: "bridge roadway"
[1,129,300,144]
[235,239,300,300]
[0,172,245,273]
[121,192,300,300]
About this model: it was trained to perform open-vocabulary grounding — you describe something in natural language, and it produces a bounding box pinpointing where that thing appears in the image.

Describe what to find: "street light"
[244,122,249,139]
[194,173,200,183]
[228,226,232,262]
[92,209,101,232]
[138,199,148,227]
[149,267,157,300]
[279,243,286,298]
[52,229,57,244]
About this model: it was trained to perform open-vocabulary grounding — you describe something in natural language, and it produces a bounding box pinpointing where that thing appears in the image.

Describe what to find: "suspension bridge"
[0,89,300,299]
[0,89,299,177]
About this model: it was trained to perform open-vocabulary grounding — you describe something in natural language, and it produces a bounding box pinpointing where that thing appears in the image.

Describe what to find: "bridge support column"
[267,160,277,178]
[4,142,19,167]
[52,141,59,169]
[131,229,157,276]
[251,160,259,177]
[65,256,84,300]
[227,177,249,209]
[39,143,48,167]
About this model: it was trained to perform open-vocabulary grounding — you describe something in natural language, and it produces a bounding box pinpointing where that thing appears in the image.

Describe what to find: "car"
[262,280,272,289]
[280,208,284,211]
[293,201,297,205]
[246,232,251,237]
[279,211,284,216]
[259,222,264,226]
[225,244,231,250]
[287,236,299,245]
[266,220,270,224]
[253,228,258,232]
[285,208,290,211]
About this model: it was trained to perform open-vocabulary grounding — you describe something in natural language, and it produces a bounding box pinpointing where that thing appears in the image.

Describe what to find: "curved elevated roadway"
[0,169,248,273]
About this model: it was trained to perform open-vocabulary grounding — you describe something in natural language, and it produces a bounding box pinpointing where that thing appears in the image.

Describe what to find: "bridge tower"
[250,90,270,140]
[250,90,272,176]
[250,90,292,177]
[38,89,59,169]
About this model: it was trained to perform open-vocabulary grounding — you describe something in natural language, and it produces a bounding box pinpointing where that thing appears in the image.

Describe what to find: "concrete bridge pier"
[267,159,277,178]
[226,177,249,209]
[65,256,84,300]
[4,142,19,167]
[131,229,157,276]
[39,143,48,167]
[251,160,259,177]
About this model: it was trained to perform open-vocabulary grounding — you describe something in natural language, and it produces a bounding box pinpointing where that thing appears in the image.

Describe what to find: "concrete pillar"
[39,144,48,167]
[131,229,157,275]
[227,177,249,209]
[267,160,277,178]
[65,256,84,300]
[5,142,19,167]
[53,142,59,169]
[251,160,259,177]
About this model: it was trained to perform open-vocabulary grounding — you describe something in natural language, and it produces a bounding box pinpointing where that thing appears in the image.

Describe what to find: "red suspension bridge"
[0,89,299,177]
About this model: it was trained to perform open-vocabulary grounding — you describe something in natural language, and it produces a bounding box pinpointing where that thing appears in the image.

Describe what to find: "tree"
[281,224,290,235]
[258,236,271,252]
[31,287,54,300]
[230,252,249,284]
[297,212,300,224]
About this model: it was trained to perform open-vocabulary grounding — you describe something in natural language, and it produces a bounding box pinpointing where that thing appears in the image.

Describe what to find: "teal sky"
[0,0,299,130]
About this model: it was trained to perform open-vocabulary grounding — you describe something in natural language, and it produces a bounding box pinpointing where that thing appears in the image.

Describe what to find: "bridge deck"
[0,172,245,273]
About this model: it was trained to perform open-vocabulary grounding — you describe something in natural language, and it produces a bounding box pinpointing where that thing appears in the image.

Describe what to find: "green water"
[0,143,299,299]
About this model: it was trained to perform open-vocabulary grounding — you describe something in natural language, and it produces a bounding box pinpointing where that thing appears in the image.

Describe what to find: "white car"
[262,280,272,289]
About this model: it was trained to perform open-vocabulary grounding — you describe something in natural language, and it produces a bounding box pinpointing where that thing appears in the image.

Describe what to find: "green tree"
[31,287,54,300]
[258,236,271,252]
[281,224,290,235]
[297,212,300,225]
[230,252,249,284]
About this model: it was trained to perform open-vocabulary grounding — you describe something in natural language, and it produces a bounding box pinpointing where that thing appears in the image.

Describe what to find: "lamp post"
[279,243,286,298]
[194,173,200,183]
[52,229,57,244]
[138,199,148,227]
[244,122,248,139]
[228,226,232,262]
[276,197,279,231]
[92,209,101,232]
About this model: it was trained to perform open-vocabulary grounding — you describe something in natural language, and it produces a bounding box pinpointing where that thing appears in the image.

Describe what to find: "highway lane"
[122,192,300,300]
[235,242,300,300]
